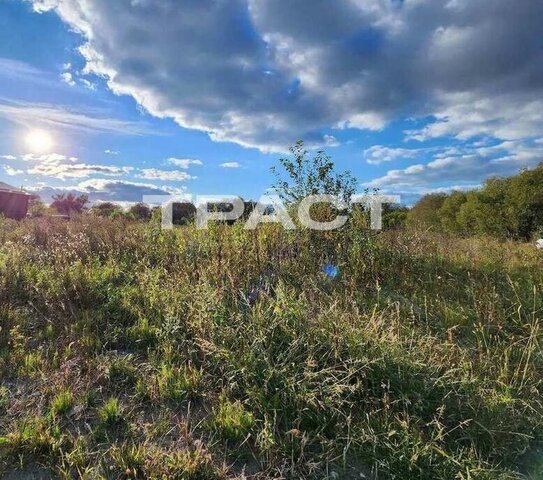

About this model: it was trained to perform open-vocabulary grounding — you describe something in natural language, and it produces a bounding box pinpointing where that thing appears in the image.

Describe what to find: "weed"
[146,448,225,480]
[106,355,139,390]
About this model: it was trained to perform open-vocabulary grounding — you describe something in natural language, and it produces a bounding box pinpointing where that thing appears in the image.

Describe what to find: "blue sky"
[0,0,542,205]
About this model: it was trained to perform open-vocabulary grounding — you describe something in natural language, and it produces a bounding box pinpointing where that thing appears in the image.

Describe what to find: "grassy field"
[0,215,542,479]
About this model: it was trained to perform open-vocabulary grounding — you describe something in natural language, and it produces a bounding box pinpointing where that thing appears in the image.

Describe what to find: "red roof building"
[0,182,32,220]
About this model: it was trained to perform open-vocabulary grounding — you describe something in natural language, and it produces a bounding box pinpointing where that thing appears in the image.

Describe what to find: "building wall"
[0,192,30,220]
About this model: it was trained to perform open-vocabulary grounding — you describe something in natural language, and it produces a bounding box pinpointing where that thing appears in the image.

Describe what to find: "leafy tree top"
[51,193,88,215]
[271,140,357,204]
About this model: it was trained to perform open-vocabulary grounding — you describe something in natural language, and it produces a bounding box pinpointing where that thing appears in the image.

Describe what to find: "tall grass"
[0,215,542,479]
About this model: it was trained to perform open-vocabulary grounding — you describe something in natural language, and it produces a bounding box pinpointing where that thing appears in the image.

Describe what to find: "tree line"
[26,143,543,240]
[29,194,154,222]
[406,163,543,240]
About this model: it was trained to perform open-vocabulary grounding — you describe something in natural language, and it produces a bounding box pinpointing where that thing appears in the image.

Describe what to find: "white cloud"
[323,135,340,147]
[0,58,52,85]
[405,92,543,142]
[60,72,76,86]
[220,162,241,169]
[366,139,543,189]
[3,166,24,176]
[28,0,543,152]
[137,168,195,182]
[104,149,119,155]
[167,158,203,169]
[21,153,77,163]
[364,145,424,165]
[7,152,132,180]
[80,78,97,90]
[27,162,132,180]
[0,99,155,136]
[61,60,97,90]
[0,155,17,161]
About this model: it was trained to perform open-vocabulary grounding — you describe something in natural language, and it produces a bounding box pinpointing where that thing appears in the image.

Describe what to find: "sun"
[24,129,55,153]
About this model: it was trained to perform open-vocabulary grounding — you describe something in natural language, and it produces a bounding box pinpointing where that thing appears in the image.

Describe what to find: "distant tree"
[507,165,543,240]
[128,203,152,221]
[439,191,467,234]
[472,178,515,237]
[382,205,409,229]
[271,140,357,204]
[151,206,162,223]
[454,178,515,238]
[407,193,447,229]
[172,202,197,225]
[405,163,543,239]
[242,200,257,220]
[91,202,122,218]
[456,192,481,235]
[51,193,88,215]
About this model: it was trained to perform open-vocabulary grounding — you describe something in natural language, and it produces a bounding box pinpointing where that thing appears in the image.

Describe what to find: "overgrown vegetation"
[0,214,542,479]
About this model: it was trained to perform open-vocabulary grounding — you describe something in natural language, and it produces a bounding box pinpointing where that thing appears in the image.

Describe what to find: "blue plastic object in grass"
[322,264,340,279]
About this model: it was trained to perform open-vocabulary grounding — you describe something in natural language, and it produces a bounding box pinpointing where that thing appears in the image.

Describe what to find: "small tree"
[271,141,357,204]
[51,193,88,215]
[407,193,447,229]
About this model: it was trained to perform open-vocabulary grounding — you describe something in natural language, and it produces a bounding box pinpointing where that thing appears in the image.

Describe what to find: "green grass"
[210,395,255,441]
[0,214,542,478]
[49,389,74,419]
[98,397,124,427]
[155,363,202,403]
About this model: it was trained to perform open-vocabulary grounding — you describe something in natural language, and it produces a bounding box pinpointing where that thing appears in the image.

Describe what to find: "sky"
[0,0,542,205]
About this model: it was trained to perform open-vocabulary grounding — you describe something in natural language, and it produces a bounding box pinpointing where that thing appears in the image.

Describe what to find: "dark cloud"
[29,0,543,153]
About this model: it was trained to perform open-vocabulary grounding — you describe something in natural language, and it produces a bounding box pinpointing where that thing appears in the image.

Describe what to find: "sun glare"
[24,129,54,153]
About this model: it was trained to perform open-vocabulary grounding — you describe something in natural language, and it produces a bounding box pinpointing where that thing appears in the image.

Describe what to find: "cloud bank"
[27,0,543,154]
[28,179,184,204]
[366,138,543,189]
[0,99,155,136]
[1,153,198,183]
